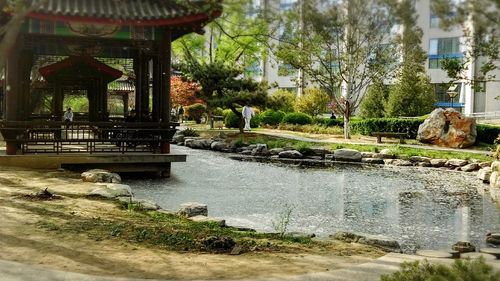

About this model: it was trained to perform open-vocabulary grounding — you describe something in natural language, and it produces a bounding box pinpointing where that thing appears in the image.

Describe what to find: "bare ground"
[0,167,384,280]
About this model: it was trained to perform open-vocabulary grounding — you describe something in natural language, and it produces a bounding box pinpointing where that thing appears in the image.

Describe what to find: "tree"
[266,89,296,113]
[385,0,436,117]
[431,0,499,88]
[170,76,202,107]
[359,79,388,118]
[276,0,398,138]
[173,0,270,129]
[293,88,329,117]
[182,61,267,133]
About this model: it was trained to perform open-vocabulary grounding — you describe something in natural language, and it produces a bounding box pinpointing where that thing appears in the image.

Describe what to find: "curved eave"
[27,10,222,27]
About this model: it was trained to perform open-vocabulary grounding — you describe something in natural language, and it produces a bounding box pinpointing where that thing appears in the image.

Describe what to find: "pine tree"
[385,0,436,117]
[359,79,388,118]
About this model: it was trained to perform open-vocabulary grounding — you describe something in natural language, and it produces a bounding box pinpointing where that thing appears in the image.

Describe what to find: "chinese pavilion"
[0,0,221,175]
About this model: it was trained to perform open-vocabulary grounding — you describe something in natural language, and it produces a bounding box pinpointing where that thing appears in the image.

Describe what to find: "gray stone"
[362,158,385,164]
[287,232,316,238]
[361,152,375,158]
[210,141,229,151]
[416,250,453,259]
[486,233,500,245]
[430,159,447,167]
[446,159,469,167]
[88,184,132,199]
[189,215,226,227]
[491,161,500,171]
[81,169,121,183]
[384,159,412,166]
[372,152,394,159]
[307,156,324,160]
[477,167,492,183]
[461,252,497,261]
[479,161,492,168]
[309,148,330,157]
[117,197,160,210]
[185,138,212,149]
[333,149,362,162]
[252,143,269,156]
[178,202,208,217]
[172,132,185,144]
[417,162,432,167]
[490,171,499,188]
[330,231,400,252]
[325,154,335,161]
[409,156,432,163]
[452,241,476,253]
[247,144,257,150]
[278,150,303,159]
[479,247,500,258]
[268,148,284,155]
[460,163,479,172]
[239,150,253,155]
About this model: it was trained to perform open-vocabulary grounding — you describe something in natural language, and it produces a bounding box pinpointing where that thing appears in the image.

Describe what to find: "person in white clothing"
[63,107,73,122]
[242,104,254,132]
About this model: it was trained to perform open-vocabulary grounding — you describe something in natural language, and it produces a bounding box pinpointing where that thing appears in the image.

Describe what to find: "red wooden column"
[159,29,172,154]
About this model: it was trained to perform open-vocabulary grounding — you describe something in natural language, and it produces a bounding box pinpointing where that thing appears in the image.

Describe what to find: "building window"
[428,37,464,69]
[433,83,464,108]
[430,13,440,28]
[280,0,297,11]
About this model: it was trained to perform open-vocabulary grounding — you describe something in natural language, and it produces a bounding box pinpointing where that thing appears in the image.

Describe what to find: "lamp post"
[447,84,458,109]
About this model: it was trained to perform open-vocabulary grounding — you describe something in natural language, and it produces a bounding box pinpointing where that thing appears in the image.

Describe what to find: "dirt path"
[0,167,382,280]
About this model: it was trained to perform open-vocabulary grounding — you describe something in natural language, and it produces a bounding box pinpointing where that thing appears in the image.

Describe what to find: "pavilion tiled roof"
[27,0,221,26]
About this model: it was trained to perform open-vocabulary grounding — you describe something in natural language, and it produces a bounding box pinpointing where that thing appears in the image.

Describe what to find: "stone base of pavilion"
[0,152,186,178]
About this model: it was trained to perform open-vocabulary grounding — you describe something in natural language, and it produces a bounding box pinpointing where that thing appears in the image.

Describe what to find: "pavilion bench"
[370,132,408,144]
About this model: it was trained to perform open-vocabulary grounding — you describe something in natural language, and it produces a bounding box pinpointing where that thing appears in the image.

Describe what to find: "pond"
[130,145,500,253]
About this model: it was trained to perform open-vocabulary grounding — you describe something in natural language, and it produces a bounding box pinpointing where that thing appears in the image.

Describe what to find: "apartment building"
[250,0,500,115]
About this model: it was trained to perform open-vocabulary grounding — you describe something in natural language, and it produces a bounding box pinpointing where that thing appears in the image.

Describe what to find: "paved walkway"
[1,254,499,281]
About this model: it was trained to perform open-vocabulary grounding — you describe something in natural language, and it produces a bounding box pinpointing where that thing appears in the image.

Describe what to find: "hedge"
[314,117,344,127]
[282,112,313,125]
[476,124,500,144]
[350,118,425,139]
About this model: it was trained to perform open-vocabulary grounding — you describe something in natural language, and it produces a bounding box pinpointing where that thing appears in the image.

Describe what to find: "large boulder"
[333,149,362,162]
[81,169,121,183]
[477,167,492,183]
[417,108,476,148]
[252,144,269,156]
[278,150,303,159]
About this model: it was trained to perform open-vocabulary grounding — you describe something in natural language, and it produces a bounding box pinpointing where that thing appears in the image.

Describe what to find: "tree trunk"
[230,106,244,134]
[343,100,351,139]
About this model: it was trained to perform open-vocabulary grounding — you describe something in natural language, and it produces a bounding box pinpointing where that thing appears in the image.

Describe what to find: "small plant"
[295,143,313,155]
[260,109,286,126]
[272,203,295,237]
[380,258,500,281]
[181,128,199,137]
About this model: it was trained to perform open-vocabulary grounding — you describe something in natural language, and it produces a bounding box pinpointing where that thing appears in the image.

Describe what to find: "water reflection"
[130,146,500,252]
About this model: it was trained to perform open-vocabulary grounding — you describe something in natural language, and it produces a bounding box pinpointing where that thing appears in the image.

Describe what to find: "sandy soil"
[0,167,382,280]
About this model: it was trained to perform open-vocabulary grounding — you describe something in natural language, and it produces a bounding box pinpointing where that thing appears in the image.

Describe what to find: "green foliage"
[380,258,500,281]
[350,118,425,138]
[282,112,313,125]
[63,94,89,113]
[181,128,200,137]
[314,117,344,127]
[476,124,500,144]
[272,203,295,237]
[385,0,436,118]
[294,88,330,117]
[277,123,344,135]
[267,89,296,112]
[260,110,285,126]
[360,80,388,118]
[224,110,260,128]
[185,103,206,124]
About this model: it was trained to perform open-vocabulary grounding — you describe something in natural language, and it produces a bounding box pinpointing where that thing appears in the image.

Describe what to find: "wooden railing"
[0,121,178,154]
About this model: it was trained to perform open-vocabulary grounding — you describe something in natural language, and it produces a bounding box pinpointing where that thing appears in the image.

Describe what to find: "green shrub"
[381,258,500,281]
[180,128,199,137]
[277,123,344,135]
[260,110,286,126]
[282,112,313,125]
[314,117,344,127]
[224,111,260,128]
[185,103,206,124]
[477,124,500,144]
[267,89,296,112]
[350,118,425,138]
[293,88,330,117]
